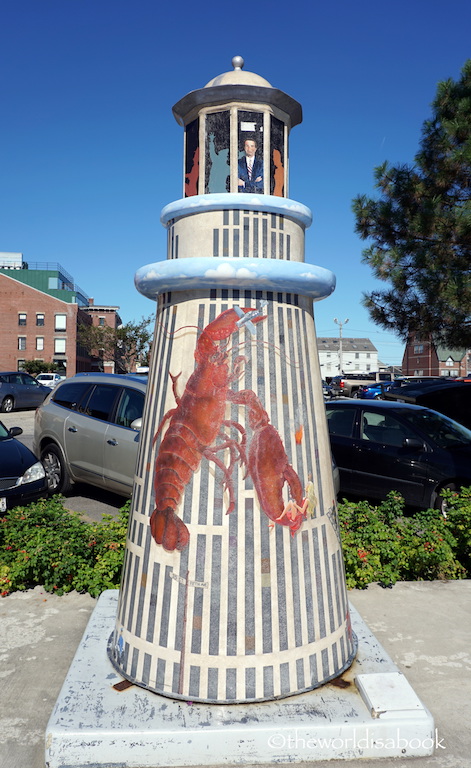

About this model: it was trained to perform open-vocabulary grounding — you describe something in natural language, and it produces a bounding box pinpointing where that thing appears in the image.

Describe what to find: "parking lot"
[1,409,126,522]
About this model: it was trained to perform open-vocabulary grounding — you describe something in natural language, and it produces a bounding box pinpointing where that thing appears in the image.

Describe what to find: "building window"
[18,337,26,351]
[18,313,27,326]
[355,352,359,359]
[55,314,67,331]
[54,338,66,354]
[17,359,25,371]
[414,344,424,354]
[36,337,44,351]
[36,313,45,326]
[98,317,105,327]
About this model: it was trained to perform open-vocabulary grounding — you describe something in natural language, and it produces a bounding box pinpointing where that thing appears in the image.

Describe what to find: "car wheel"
[1,396,14,413]
[434,483,458,517]
[41,444,73,495]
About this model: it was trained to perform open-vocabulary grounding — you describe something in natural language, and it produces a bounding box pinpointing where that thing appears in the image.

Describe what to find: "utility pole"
[334,317,349,373]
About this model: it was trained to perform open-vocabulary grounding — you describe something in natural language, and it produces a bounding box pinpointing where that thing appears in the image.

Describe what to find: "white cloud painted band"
[135,257,335,301]
[160,194,313,229]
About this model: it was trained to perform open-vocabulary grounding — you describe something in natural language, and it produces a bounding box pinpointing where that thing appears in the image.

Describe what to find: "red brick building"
[402,334,468,378]
[82,299,124,374]
[0,272,93,375]
[0,257,122,376]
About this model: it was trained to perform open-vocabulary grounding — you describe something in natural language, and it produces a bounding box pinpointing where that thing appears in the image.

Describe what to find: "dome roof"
[204,56,272,89]
[172,56,302,128]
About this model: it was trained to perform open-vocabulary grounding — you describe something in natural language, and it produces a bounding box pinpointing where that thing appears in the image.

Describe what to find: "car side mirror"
[130,418,142,432]
[403,437,425,451]
[9,427,23,437]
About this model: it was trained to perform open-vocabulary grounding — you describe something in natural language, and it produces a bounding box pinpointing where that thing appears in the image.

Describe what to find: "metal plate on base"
[45,591,435,767]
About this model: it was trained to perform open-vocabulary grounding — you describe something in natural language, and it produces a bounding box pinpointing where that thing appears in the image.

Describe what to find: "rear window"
[79,384,120,422]
[7,374,23,385]
[52,381,92,410]
[326,407,356,437]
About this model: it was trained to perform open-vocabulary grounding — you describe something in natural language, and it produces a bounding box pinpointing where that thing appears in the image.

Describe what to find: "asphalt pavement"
[1,408,126,521]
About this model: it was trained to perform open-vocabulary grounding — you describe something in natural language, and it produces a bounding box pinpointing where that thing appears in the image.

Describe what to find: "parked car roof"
[385,381,471,429]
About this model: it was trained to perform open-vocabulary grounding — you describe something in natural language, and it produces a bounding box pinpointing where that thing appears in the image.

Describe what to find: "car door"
[63,383,121,488]
[102,386,145,495]
[354,407,430,506]
[7,373,27,407]
[326,405,360,494]
[20,374,47,407]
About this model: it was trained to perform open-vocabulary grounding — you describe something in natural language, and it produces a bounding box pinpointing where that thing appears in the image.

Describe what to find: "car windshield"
[400,408,471,448]
[0,422,9,439]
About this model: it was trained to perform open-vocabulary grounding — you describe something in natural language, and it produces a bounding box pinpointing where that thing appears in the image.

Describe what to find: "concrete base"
[45,590,434,767]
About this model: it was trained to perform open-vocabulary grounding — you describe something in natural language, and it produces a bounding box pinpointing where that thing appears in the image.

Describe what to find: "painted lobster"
[150,306,306,552]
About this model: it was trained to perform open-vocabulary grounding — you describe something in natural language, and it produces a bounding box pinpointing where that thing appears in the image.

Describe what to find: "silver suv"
[33,373,146,498]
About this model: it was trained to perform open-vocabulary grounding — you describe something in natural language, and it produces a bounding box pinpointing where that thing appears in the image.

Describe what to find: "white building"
[317,337,378,378]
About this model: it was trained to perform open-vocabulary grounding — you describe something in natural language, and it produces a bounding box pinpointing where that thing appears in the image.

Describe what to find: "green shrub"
[339,491,466,589]
[0,489,470,597]
[440,486,471,574]
[0,496,129,597]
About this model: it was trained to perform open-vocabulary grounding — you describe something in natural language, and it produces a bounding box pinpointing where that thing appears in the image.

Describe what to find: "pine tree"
[352,60,471,348]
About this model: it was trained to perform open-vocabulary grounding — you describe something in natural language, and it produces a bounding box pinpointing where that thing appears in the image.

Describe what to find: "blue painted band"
[160,194,313,229]
[135,257,335,302]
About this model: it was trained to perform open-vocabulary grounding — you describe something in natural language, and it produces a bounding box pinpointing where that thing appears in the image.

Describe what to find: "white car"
[35,373,65,389]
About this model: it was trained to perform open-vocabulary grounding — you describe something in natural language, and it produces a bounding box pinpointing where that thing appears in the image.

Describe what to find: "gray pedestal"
[45,590,434,766]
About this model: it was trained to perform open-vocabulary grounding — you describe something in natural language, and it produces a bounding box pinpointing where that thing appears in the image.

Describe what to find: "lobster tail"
[150,507,190,552]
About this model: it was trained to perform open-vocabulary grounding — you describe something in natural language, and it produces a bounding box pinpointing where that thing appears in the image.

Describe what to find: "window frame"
[55,314,67,331]
[54,338,66,354]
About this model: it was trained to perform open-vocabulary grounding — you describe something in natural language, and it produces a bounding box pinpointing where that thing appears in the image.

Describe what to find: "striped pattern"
[167,209,305,262]
[109,291,356,702]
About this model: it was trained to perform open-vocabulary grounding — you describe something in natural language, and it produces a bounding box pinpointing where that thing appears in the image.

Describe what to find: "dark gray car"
[0,372,50,413]
[33,373,147,498]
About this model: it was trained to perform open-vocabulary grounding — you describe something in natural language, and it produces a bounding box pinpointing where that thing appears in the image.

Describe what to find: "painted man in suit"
[238,138,263,193]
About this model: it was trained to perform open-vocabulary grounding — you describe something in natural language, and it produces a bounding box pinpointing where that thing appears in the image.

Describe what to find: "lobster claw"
[247,422,305,534]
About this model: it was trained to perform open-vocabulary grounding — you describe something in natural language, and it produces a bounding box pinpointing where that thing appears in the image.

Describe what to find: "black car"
[0,420,47,510]
[385,381,471,429]
[326,400,471,512]
[0,372,50,413]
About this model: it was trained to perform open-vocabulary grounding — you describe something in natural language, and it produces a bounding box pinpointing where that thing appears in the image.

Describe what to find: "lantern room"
[172,56,302,198]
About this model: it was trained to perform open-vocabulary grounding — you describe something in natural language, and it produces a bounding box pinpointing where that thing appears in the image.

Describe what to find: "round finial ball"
[232,55,244,71]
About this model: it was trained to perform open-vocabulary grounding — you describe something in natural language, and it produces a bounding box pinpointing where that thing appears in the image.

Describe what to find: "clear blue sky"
[2,0,470,366]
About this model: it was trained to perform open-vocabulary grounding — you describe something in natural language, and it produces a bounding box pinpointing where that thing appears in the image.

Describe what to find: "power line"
[318,327,404,339]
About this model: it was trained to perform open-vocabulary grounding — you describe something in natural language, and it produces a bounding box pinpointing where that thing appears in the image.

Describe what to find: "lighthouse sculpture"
[107,56,357,703]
